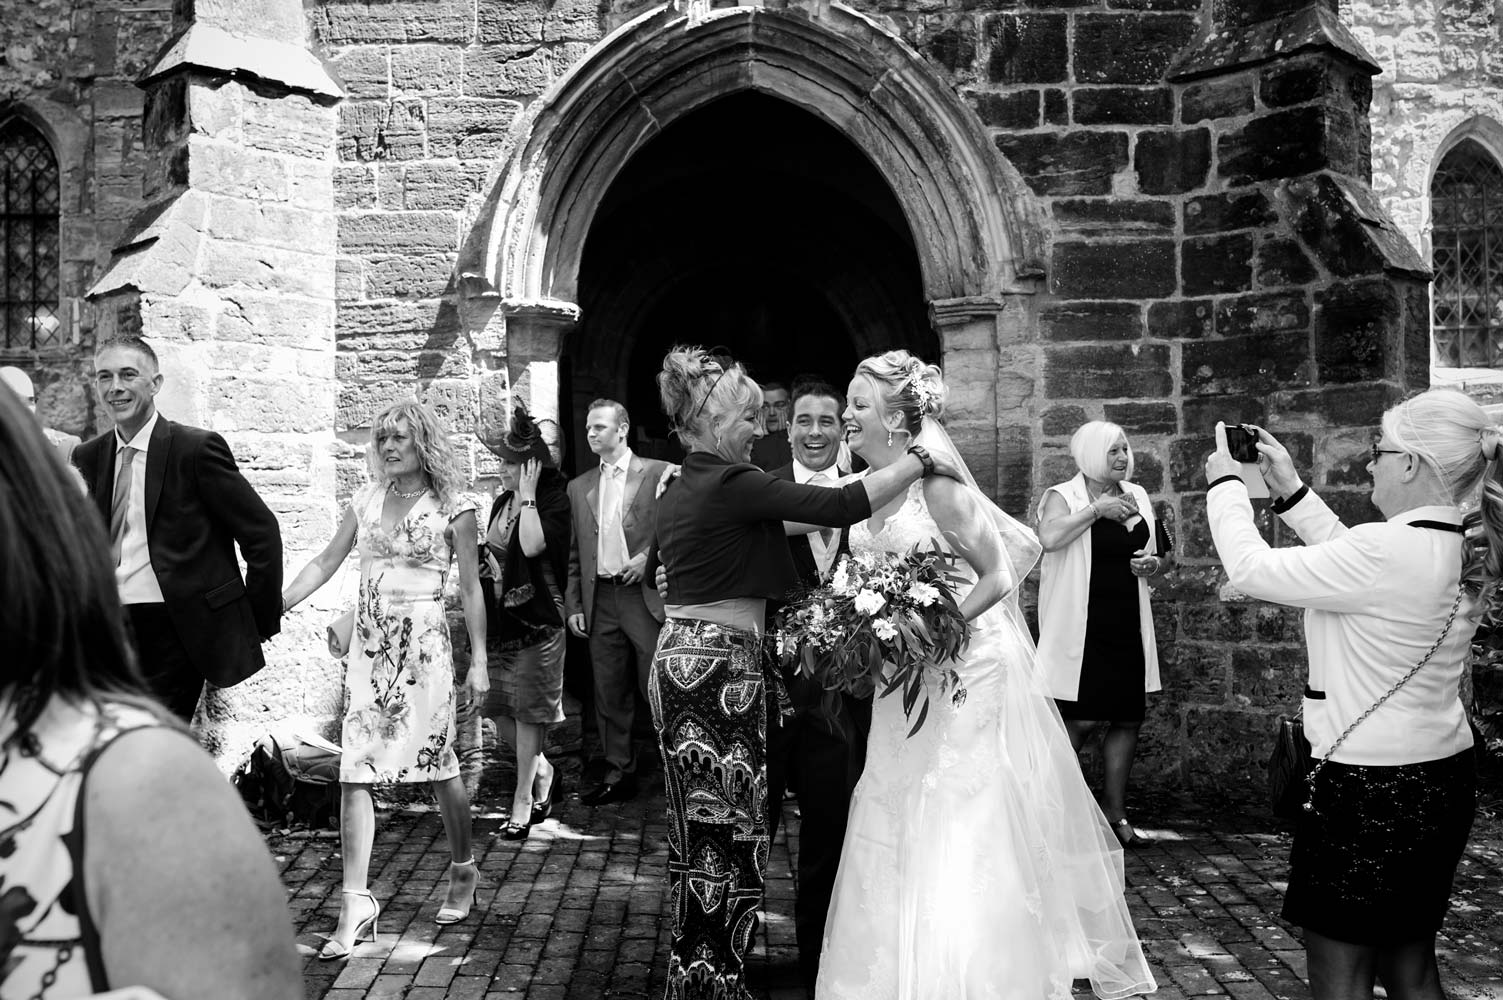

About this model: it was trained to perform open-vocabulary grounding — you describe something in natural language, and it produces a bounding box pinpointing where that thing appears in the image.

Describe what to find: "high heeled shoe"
[435,858,477,925]
[530,770,563,825]
[500,816,533,841]
[319,889,380,960]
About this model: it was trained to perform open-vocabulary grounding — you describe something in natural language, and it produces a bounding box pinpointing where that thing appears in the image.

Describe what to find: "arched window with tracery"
[0,117,61,350]
[1432,138,1503,369]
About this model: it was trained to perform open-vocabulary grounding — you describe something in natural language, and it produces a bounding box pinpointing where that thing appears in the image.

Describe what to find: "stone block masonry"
[911,0,1432,787]
[86,0,346,775]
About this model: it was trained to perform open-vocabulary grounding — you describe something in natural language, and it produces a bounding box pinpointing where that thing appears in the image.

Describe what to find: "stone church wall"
[1347,0,1503,393]
[3,0,1480,788]
[0,0,172,436]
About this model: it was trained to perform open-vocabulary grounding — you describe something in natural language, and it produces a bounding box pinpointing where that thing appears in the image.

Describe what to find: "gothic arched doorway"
[464,2,1048,499]
[566,92,934,462]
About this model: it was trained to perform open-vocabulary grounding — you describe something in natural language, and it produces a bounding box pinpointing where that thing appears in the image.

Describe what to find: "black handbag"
[1267,714,1313,820]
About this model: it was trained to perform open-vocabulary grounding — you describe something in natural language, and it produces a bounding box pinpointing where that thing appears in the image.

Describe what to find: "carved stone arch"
[464,1,1047,496]
[472,1,1045,310]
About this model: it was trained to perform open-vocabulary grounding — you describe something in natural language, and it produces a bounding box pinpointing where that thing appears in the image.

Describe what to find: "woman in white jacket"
[1037,420,1172,847]
[1205,389,1497,1000]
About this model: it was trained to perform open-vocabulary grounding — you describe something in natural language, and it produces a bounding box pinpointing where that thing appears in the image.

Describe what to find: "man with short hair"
[0,365,81,462]
[750,380,792,469]
[766,380,871,990]
[566,399,668,805]
[72,336,283,721]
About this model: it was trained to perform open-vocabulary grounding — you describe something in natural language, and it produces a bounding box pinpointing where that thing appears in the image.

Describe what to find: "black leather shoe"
[581,774,638,806]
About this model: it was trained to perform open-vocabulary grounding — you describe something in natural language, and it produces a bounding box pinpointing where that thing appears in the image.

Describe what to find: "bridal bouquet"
[777,543,970,736]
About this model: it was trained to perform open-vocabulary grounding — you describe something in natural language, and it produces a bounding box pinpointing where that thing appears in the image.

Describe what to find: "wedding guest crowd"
[0,333,1490,1000]
[650,347,940,996]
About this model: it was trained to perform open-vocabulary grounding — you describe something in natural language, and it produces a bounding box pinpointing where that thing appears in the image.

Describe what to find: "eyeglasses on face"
[1370,443,1404,464]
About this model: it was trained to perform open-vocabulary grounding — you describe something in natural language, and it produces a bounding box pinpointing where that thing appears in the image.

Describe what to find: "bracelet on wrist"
[519,499,538,509]
[906,445,935,476]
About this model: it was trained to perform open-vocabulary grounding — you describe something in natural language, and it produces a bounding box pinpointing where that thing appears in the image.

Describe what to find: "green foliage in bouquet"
[777,541,971,737]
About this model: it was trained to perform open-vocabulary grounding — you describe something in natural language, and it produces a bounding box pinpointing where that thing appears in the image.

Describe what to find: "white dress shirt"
[794,459,845,580]
[1208,480,1475,766]
[115,411,165,605]
[597,450,633,576]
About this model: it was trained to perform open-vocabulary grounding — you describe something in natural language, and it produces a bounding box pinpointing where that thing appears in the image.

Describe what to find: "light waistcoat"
[1036,472,1162,701]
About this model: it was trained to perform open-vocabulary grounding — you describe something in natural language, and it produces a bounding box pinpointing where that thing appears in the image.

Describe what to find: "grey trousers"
[588,580,663,777]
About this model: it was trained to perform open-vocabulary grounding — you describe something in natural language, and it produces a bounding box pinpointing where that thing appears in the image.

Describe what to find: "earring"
[886,429,894,448]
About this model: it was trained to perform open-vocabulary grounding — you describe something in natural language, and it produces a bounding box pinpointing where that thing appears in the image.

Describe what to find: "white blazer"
[1036,472,1163,701]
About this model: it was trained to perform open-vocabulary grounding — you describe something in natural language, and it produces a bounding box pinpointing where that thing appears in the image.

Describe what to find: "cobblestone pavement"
[276,763,1503,1000]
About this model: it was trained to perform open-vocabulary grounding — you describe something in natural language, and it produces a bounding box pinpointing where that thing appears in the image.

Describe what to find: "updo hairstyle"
[853,350,946,436]
[1382,388,1503,599]
[1070,420,1134,481]
[658,346,764,451]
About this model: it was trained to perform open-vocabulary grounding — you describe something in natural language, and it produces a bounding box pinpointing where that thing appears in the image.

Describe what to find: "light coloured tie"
[110,446,137,566]
[600,464,627,575]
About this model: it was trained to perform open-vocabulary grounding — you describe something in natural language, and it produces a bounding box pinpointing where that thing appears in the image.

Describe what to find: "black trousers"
[125,602,204,722]
[765,683,871,991]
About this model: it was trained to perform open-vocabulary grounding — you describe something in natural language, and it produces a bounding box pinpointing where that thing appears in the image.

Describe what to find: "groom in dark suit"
[73,336,283,720]
[766,380,872,991]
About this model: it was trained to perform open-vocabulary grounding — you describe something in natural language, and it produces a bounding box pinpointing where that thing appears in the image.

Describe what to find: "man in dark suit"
[73,336,283,720]
[566,399,669,804]
[765,380,872,991]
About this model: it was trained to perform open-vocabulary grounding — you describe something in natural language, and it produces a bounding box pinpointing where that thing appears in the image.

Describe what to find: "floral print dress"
[340,483,474,784]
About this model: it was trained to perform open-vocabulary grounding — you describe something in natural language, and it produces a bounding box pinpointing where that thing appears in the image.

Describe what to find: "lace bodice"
[849,482,977,589]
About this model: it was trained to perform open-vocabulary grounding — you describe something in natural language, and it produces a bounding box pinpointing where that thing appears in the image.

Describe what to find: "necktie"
[110,446,137,566]
[600,464,627,575]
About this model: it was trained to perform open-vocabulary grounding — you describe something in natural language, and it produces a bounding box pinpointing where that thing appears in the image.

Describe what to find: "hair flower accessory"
[1482,425,1503,463]
[903,368,941,416]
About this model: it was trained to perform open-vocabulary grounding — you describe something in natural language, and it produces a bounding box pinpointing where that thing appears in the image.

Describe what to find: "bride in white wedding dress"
[816,352,1156,1000]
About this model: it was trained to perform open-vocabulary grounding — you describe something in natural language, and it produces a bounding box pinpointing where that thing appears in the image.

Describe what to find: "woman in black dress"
[1036,420,1172,846]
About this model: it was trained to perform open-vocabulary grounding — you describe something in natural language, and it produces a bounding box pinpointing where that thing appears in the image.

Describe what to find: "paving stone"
[280,772,1503,999]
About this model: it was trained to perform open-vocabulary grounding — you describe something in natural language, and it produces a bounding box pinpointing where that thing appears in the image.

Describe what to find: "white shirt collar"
[1390,505,1464,527]
[794,459,844,484]
[600,448,633,476]
[115,409,159,454]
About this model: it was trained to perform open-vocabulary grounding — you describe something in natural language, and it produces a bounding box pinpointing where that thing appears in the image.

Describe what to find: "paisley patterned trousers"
[649,618,770,1000]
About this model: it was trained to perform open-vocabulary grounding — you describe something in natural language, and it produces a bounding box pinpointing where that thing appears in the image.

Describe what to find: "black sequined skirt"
[1282,749,1476,946]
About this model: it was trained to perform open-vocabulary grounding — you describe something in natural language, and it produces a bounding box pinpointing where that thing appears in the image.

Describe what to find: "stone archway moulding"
[473,0,1047,312]
[464,0,1048,483]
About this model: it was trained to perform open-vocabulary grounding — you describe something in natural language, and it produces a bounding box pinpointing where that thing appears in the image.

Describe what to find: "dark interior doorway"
[565,91,935,470]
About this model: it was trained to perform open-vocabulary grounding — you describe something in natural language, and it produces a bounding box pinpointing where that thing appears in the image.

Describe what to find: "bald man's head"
[0,367,36,413]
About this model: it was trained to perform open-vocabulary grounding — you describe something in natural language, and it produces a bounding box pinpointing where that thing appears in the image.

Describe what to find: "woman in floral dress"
[283,400,489,959]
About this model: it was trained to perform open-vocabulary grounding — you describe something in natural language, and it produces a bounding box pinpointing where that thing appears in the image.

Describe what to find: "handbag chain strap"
[1303,587,1465,813]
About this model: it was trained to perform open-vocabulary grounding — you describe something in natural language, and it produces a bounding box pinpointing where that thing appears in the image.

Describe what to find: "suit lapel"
[144,418,170,530]
[90,437,115,521]
[620,457,646,519]
[584,466,601,531]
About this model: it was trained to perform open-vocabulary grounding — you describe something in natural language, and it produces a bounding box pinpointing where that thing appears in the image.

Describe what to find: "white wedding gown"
[816,481,1157,1000]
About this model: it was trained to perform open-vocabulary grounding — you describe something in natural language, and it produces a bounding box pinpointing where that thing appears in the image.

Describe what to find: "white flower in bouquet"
[854,589,886,616]
[906,581,939,607]
[830,560,852,595]
[871,617,898,641]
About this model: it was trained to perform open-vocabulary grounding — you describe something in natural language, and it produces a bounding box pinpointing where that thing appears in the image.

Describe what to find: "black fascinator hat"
[495,405,554,467]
